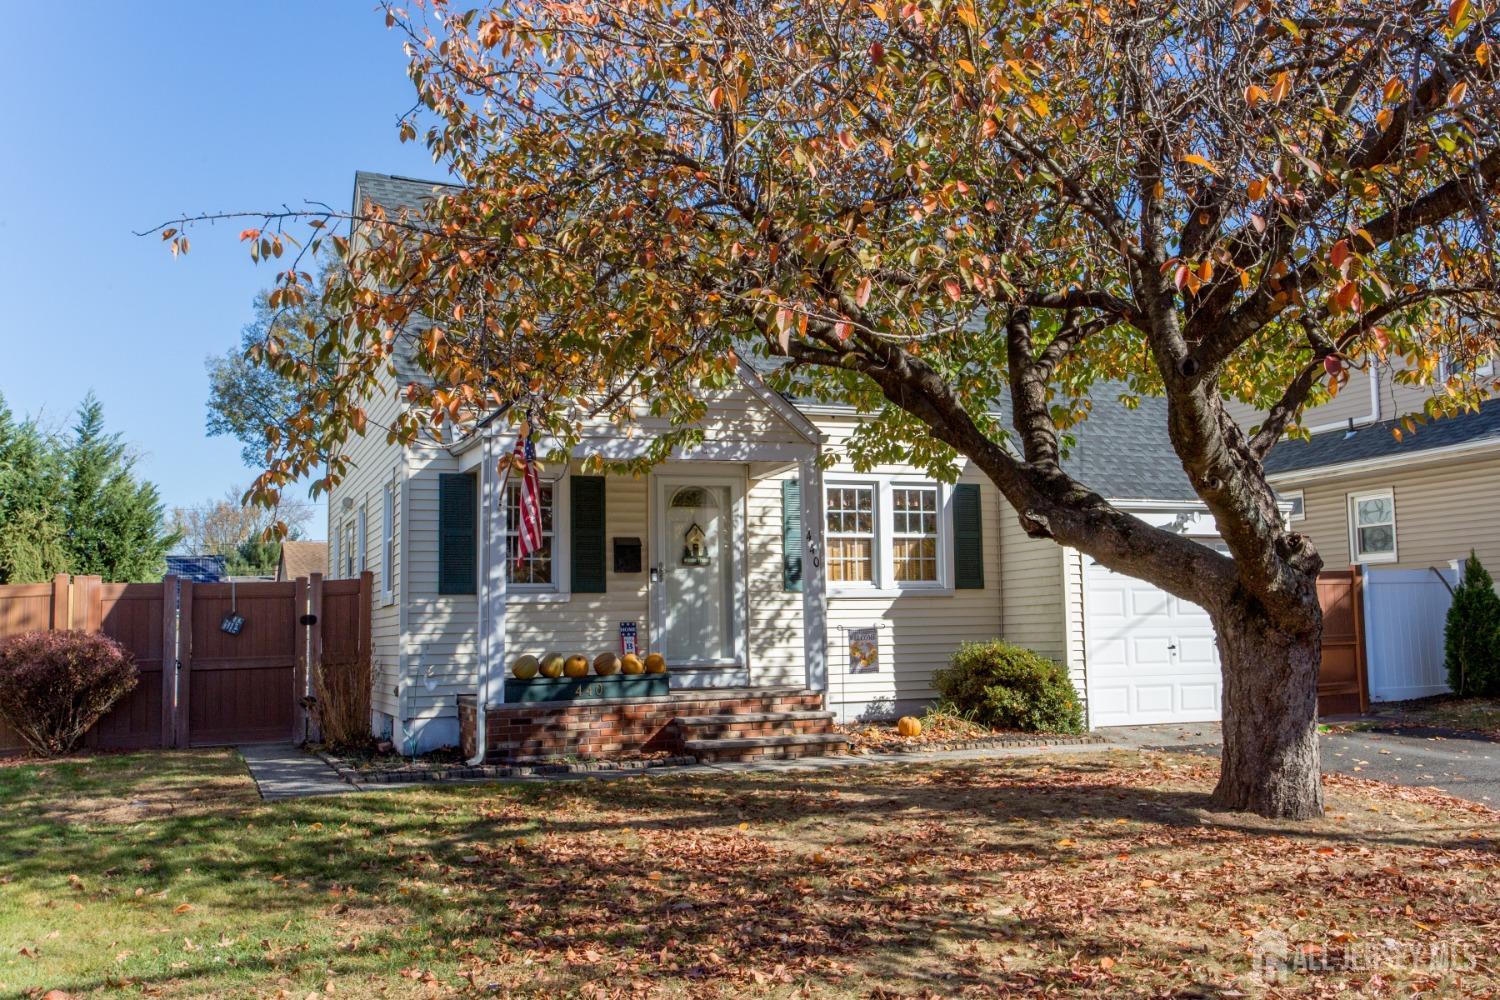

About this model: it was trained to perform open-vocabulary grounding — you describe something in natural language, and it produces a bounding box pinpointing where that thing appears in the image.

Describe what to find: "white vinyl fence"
[1362,565,1459,702]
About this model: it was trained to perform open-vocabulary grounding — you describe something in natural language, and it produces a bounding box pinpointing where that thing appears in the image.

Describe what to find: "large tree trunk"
[1211,600,1325,819]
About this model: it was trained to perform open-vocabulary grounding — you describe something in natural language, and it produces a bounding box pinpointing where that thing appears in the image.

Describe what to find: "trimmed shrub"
[934,640,1085,733]
[0,630,137,756]
[1445,551,1500,696]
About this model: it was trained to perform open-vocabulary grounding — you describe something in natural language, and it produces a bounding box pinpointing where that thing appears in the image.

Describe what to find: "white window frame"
[380,476,396,606]
[824,475,953,596]
[503,472,571,599]
[824,481,879,590]
[1348,488,1398,564]
[1439,349,1495,381]
[888,482,944,589]
[356,502,368,575]
[1278,489,1305,523]
[343,519,358,578]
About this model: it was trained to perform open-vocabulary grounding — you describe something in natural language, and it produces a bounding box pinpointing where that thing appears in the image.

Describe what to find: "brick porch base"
[458,687,836,762]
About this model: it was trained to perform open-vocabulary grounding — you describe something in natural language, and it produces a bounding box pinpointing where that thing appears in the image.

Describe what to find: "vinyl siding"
[324,364,406,721]
[1225,362,1462,436]
[397,382,817,746]
[1280,454,1500,572]
[811,416,1005,720]
[998,513,1068,662]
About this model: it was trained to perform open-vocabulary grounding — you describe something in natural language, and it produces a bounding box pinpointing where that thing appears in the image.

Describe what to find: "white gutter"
[1266,434,1500,486]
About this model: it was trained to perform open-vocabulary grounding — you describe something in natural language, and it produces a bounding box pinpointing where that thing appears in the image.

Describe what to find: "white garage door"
[1083,555,1222,727]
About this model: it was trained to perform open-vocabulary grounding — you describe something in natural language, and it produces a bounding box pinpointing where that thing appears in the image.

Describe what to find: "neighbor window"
[356,504,368,574]
[891,486,940,583]
[381,480,396,603]
[1439,349,1495,381]
[1277,490,1305,522]
[343,520,357,578]
[825,485,876,584]
[505,480,555,587]
[1349,489,1397,562]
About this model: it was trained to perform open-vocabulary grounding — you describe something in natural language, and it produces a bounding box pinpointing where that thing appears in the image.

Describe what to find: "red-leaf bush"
[0,630,137,756]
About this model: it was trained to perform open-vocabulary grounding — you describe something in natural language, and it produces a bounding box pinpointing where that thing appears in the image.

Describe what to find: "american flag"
[507,428,545,566]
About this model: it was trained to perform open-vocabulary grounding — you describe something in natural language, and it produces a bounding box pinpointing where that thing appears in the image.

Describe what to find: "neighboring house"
[276,540,328,582]
[327,172,1231,751]
[1234,366,1500,574]
[164,554,225,583]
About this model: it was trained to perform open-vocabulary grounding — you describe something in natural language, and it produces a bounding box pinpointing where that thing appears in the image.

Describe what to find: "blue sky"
[0,1,449,540]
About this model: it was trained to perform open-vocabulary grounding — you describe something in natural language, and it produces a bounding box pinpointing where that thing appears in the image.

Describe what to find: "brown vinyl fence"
[0,571,371,755]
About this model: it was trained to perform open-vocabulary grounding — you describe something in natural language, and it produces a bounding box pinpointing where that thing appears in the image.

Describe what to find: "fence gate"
[1316,567,1367,716]
[0,572,371,755]
[178,579,308,747]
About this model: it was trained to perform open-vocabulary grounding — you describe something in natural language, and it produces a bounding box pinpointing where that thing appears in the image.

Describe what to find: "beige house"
[327,173,1236,752]
[1239,367,1500,574]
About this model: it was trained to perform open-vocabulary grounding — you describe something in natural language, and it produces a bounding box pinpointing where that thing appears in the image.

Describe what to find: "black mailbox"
[613,537,642,574]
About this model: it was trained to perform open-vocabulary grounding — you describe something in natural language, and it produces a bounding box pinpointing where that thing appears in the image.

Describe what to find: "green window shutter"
[437,473,477,595]
[782,478,803,592]
[570,475,607,593]
[953,483,984,589]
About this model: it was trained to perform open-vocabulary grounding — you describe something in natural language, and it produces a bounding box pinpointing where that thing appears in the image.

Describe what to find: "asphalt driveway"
[1102,721,1500,807]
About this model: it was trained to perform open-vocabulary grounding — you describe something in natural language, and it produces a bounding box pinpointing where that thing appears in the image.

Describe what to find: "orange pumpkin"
[643,652,667,674]
[539,653,565,678]
[594,652,621,676]
[897,716,923,738]
[563,654,590,678]
[620,653,645,675]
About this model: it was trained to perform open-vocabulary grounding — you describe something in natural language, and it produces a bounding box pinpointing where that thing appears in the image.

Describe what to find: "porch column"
[798,452,828,692]
[479,428,509,707]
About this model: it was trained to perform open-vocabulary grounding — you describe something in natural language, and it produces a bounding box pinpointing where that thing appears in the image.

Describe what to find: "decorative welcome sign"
[848,627,879,673]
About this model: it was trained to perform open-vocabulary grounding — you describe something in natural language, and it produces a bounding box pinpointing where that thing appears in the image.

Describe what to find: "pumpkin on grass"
[511,654,540,680]
[563,654,590,678]
[539,653,565,678]
[620,653,644,675]
[897,716,923,738]
[643,652,668,674]
[594,652,621,676]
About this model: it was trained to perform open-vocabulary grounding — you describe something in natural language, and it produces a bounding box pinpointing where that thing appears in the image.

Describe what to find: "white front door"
[1083,554,1222,727]
[653,477,744,668]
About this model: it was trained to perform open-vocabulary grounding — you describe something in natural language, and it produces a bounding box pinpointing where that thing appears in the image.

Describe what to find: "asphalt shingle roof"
[1264,397,1500,475]
[352,171,457,216]
[1055,393,1197,502]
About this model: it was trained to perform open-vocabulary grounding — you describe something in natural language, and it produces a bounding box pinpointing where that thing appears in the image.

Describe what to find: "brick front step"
[675,710,835,741]
[458,687,831,763]
[683,732,851,764]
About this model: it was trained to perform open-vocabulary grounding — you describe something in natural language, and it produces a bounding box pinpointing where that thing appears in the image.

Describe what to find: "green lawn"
[0,749,1496,998]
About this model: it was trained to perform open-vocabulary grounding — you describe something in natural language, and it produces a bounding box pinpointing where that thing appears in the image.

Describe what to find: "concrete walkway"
[239,743,351,801]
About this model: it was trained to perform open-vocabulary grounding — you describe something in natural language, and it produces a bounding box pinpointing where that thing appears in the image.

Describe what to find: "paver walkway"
[239,742,351,801]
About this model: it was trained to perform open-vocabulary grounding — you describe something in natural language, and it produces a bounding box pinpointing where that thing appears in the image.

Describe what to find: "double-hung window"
[891,486,940,583]
[505,479,556,588]
[824,479,950,591]
[1349,489,1397,563]
[825,485,876,585]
